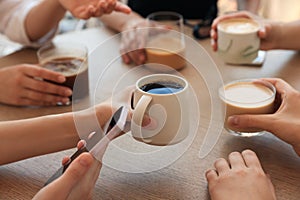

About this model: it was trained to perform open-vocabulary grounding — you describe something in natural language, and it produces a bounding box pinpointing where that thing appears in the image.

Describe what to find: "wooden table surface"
[0,28,299,200]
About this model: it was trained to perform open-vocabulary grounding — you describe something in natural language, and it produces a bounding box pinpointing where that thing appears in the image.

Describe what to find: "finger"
[58,153,93,191]
[214,158,230,175]
[62,156,70,166]
[121,53,131,64]
[228,151,246,170]
[129,49,146,65]
[22,65,66,83]
[259,78,297,96]
[21,89,70,105]
[23,76,72,97]
[77,140,86,149]
[227,114,274,133]
[241,149,264,170]
[205,169,218,182]
[11,97,55,107]
[104,0,116,14]
[114,2,131,14]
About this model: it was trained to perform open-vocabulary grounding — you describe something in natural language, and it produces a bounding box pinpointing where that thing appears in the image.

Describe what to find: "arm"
[25,0,66,42]
[269,20,300,50]
[26,0,131,42]
[0,104,112,165]
[100,10,144,32]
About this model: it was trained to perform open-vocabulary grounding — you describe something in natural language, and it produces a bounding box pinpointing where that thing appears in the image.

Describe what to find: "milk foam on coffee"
[224,82,274,107]
[218,18,259,34]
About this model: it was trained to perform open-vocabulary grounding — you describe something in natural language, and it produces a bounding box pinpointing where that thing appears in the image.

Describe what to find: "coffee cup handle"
[131,95,152,139]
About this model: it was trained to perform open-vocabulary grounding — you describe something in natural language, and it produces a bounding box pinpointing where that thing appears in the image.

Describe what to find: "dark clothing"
[128,0,218,19]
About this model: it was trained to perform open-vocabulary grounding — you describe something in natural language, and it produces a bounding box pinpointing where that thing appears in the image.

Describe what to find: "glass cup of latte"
[145,12,186,71]
[219,79,276,137]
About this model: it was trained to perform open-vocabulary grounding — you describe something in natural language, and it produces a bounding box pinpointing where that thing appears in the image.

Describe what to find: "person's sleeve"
[3,0,58,48]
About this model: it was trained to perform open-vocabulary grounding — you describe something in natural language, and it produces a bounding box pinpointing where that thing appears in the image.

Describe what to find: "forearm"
[237,0,260,13]
[100,11,143,32]
[0,112,78,165]
[25,0,66,42]
[0,103,112,165]
[275,21,300,50]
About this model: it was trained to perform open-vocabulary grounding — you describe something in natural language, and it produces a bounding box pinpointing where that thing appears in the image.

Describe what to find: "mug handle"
[131,95,152,139]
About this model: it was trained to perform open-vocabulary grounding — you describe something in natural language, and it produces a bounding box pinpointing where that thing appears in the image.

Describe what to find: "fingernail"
[79,156,90,167]
[58,76,66,83]
[228,116,239,126]
[65,89,73,96]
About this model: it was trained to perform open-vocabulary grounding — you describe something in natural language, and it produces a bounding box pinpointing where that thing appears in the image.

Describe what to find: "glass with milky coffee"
[219,79,276,137]
[145,12,186,71]
[37,42,89,103]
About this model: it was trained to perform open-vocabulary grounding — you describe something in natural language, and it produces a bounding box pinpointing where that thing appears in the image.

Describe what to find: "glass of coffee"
[219,79,276,137]
[37,42,89,103]
[145,12,186,71]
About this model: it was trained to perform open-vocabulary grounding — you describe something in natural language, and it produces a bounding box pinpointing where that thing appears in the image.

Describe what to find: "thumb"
[58,153,93,192]
[114,2,131,14]
[32,153,93,200]
[228,114,274,132]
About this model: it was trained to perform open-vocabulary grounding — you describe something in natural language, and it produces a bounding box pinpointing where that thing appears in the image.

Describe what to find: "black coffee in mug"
[140,81,184,94]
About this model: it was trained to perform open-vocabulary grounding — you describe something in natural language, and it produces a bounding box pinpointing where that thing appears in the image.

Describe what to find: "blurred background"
[1,0,300,57]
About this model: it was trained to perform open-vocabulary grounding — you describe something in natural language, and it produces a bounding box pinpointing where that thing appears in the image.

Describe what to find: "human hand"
[33,141,101,200]
[120,19,149,65]
[206,150,276,200]
[227,78,300,156]
[59,0,131,19]
[210,11,281,52]
[0,64,72,106]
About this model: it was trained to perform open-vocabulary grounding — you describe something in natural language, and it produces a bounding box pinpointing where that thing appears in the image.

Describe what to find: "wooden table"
[0,28,299,200]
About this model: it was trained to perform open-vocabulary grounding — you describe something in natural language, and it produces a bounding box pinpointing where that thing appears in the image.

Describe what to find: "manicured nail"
[228,116,239,126]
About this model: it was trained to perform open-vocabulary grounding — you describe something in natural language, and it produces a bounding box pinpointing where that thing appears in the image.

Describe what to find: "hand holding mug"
[211,11,281,52]
[131,74,190,146]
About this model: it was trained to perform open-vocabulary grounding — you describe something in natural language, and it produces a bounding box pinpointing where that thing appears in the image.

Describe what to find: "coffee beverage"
[218,18,259,34]
[131,74,189,145]
[146,36,186,70]
[219,80,275,136]
[41,57,89,101]
[217,18,260,65]
[140,81,184,94]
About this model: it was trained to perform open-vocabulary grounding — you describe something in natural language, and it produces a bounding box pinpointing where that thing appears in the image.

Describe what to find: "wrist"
[121,18,146,32]
[272,22,285,49]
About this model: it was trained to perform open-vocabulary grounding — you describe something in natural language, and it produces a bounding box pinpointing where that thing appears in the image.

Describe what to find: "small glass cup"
[37,42,89,103]
[219,79,276,137]
[145,11,186,71]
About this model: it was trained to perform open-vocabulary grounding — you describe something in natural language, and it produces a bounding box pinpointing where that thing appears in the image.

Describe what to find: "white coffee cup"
[217,18,261,64]
[131,74,189,145]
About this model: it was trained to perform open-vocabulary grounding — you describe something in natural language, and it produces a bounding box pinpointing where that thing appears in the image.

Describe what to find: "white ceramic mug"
[131,74,189,146]
[217,18,260,64]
